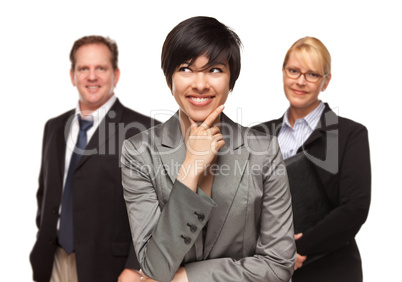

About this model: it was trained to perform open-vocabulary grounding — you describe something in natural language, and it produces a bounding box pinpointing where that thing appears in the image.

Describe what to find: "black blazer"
[30,99,159,282]
[253,103,371,282]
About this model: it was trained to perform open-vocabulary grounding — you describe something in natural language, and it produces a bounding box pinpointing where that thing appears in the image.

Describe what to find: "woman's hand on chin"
[178,105,225,191]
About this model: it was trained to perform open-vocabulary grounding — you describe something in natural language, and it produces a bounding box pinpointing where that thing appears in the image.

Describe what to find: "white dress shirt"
[57,95,117,228]
[63,95,117,186]
[278,101,325,160]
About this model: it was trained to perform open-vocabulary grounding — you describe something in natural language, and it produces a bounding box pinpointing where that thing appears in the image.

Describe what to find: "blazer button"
[187,223,197,233]
[53,208,58,214]
[181,235,191,245]
[194,212,205,221]
[49,239,55,245]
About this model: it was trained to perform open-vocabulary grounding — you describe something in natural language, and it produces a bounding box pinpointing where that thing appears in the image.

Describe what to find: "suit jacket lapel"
[156,112,186,184]
[76,99,124,170]
[57,110,75,182]
[203,114,250,259]
[299,104,337,149]
[267,117,284,137]
[300,104,339,174]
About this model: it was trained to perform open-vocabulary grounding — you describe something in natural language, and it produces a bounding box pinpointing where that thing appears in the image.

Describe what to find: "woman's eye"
[210,68,223,73]
[289,68,299,74]
[307,72,320,78]
[178,67,191,72]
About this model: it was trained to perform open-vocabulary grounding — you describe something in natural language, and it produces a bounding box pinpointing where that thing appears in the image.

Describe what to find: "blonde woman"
[254,37,371,282]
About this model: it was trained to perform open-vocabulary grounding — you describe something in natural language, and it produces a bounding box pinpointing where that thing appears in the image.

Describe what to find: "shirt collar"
[74,95,117,124]
[282,101,325,131]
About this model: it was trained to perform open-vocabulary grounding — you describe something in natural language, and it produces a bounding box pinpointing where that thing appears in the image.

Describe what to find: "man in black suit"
[30,35,158,282]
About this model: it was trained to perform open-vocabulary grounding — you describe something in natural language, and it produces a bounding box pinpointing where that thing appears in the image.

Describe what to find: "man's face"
[70,43,120,114]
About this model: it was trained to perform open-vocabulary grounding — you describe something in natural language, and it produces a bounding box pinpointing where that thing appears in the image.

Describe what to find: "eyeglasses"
[284,67,328,83]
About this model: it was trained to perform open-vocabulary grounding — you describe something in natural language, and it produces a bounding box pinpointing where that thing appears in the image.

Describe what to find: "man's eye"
[79,67,88,71]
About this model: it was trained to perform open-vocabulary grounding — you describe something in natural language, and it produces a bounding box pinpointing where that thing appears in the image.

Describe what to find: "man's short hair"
[70,35,118,71]
[161,16,242,91]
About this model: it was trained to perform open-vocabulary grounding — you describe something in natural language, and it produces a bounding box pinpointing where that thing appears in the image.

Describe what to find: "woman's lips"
[187,96,214,106]
[292,89,307,95]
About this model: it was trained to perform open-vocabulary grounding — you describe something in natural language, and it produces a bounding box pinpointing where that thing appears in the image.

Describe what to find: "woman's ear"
[322,74,332,91]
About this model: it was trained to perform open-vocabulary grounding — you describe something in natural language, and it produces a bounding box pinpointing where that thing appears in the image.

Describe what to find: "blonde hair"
[283,37,331,76]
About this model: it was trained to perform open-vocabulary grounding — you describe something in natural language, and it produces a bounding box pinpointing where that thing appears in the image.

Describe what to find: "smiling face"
[283,51,331,118]
[171,54,230,123]
[70,43,120,114]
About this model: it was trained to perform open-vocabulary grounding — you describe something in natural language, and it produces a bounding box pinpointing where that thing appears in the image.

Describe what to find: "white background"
[1,0,400,280]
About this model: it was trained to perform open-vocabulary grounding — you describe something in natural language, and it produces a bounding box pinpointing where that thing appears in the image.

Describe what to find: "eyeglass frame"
[284,67,329,83]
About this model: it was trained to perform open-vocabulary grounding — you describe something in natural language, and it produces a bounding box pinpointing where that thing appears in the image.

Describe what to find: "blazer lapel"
[300,104,339,174]
[203,114,250,259]
[155,112,250,259]
[299,104,337,149]
[156,112,186,184]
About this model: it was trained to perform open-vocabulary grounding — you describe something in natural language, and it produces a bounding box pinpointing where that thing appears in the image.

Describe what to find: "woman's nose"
[296,74,307,85]
[192,73,209,92]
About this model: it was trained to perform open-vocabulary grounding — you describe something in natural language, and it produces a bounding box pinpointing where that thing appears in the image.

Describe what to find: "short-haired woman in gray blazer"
[121,16,296,282]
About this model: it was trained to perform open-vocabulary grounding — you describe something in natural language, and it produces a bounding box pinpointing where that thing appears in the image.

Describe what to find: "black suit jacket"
[30,99,159,282]
[253,103,371,282]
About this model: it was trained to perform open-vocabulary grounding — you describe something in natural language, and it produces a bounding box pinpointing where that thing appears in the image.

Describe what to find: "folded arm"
[296,124,371,255]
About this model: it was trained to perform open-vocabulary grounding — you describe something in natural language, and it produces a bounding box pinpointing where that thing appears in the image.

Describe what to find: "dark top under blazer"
[30,99,159,282]
[121,112,296,282]
[253,103,371,282]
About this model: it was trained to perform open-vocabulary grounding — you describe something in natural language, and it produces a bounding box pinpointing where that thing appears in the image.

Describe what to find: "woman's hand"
[178,105,225,191]
[294,233,307,270]
[172,267,189,282]
[117,268,141,282]
[139,269,158,281]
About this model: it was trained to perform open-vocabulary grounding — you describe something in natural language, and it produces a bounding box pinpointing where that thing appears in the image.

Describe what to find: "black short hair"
[161,16,242,90]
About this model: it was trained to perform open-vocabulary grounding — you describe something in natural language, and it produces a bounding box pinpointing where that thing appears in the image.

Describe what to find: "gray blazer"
[121,112,296,282]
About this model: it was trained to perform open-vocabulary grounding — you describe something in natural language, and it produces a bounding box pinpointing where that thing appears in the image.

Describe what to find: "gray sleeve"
[121,140,216,282]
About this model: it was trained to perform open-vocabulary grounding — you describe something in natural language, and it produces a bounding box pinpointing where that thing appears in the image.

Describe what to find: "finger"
[188,116,198,128]
[294,233,303,240]
[209,125,221,135]
[187,117,200,138]
[203,126,220,138]
[201,105,224,129]
[213,133,223,142]
[212,139,225,154]
[216,140,225,149]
